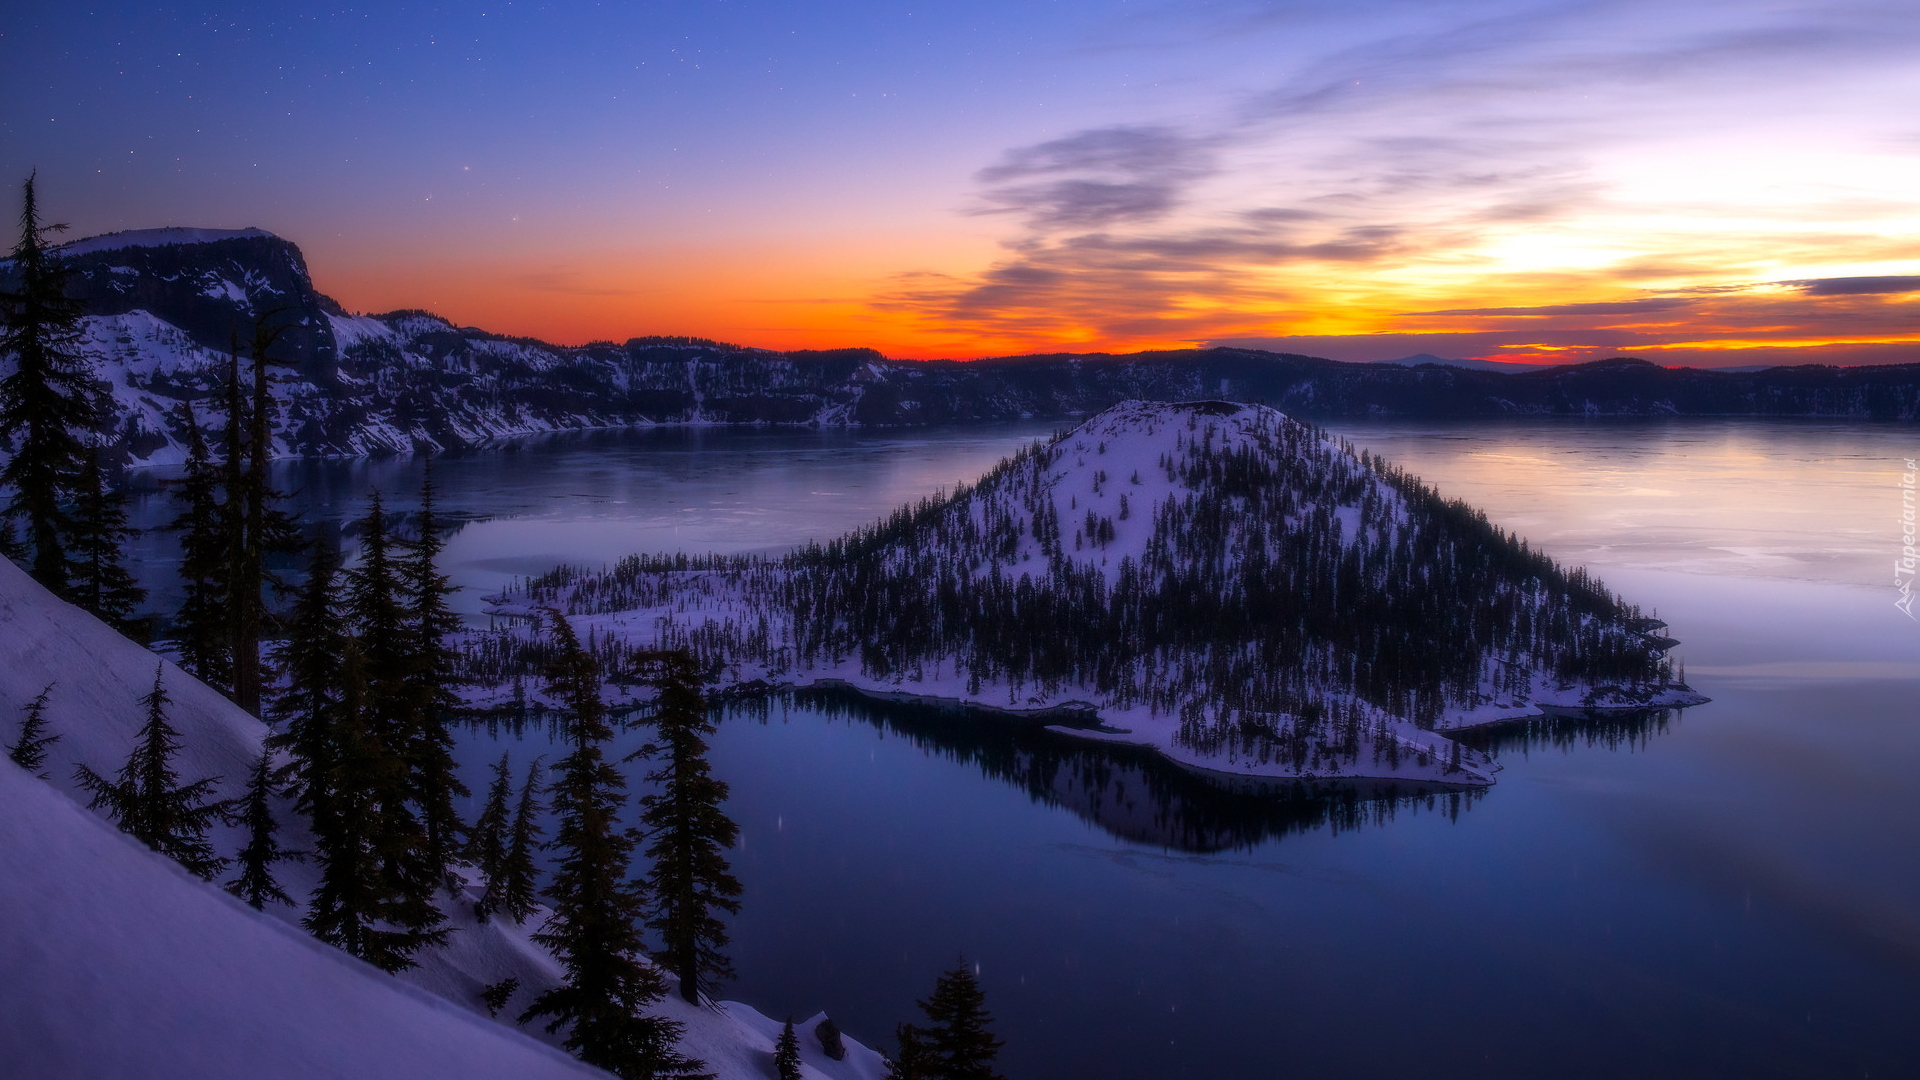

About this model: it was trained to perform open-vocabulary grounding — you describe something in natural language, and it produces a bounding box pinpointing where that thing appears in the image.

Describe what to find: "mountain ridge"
[4,228,1916,467]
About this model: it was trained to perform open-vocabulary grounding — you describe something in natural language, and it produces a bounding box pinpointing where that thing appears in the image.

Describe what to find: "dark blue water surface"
[130,419,1920,1078]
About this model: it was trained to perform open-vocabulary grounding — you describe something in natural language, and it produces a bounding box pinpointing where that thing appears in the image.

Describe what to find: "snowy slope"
[0,557,886,1080]
[0,758,607,1080]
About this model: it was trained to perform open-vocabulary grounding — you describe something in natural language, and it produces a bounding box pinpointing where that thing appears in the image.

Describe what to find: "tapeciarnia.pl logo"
[1899,458,1917,620]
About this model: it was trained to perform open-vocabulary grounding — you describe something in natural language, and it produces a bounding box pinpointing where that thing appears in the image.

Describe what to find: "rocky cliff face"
[6,228,1917,466]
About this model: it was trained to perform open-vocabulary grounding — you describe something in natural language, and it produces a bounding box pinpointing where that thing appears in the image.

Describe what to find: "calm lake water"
[129,418,1920,1079]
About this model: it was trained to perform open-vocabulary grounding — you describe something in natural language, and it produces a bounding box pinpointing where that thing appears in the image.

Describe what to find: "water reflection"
[1455,706,1683,758]
[766,687,1484,853]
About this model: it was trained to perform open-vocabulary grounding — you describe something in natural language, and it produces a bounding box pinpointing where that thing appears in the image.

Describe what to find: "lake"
[129,418,1920,1078]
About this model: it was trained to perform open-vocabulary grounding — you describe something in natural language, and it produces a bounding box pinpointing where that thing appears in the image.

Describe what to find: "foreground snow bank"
[0,758,604,1080]
[0,557,882,1079]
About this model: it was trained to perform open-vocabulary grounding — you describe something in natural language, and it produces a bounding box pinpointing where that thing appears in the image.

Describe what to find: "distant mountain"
[1380,353,1537,373]
[477,401,1704,786]
[5,228,1916,466]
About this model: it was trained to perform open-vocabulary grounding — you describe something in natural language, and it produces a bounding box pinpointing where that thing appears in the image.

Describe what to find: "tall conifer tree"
[0,175,98,596]
[221,318,300,712]
[169,402,230,686]
[774,1019,803,1080]
[401,466,467,886]
[70,446,145,633]
[75,664,226,881]
[637,650,741,1005]
[522,611,703,1080]
[274,532,442,971]
[917,960,1004,1080]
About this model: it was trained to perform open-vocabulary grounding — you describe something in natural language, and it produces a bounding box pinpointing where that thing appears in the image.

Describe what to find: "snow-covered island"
[473,400,1707,789]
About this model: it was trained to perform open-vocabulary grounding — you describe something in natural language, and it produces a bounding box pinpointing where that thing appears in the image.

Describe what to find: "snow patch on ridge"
[57,227,277,258]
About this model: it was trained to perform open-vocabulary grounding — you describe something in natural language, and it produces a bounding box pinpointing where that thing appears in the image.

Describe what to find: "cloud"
[1788,275,1920,296]
[1411,298,1699,317]
[871,1,1920,356]
[973,126,1218,231]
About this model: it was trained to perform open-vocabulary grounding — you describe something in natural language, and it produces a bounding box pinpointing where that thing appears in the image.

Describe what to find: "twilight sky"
[5,1,1920,365]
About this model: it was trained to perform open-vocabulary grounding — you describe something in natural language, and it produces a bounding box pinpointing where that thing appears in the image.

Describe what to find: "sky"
[4,0,1920,366]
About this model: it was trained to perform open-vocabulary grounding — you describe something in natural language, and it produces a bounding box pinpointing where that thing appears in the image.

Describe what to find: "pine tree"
[70,446,145,633]
[468,751,515,887]
[340,493,449,956]
[774,1018,803,1080]
[6,682,59,777]
[918,960,1004,1080]
[0,175,98,597]
[74,664,226,881]
[521,611,705,1080]
[219,317,300,712]
[272,532,351,815]
[274,533,442,971]
[885,1024,935,1080]
[638,650,741,1005]
[480,756,545,923]
[224,748,297,909]
[400,466,468,887]
[168,402,230,686]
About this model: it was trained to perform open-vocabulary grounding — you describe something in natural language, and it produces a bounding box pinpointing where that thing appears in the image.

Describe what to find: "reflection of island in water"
[758,688,1488,854]
[1450,706,1682,759]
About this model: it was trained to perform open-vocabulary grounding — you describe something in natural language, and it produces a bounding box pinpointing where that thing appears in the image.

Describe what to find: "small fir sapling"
[224,748,299,909]
[6,682,59,777]
[74,664,227,881]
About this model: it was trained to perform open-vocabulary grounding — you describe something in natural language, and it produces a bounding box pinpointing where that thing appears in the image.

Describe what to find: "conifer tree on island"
[6,682,59,777]
[774,1018,803,1080]
[638,649,742,1006]
[522,611,705,1080]
[74,664,227,881]
[0,175,99,597]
